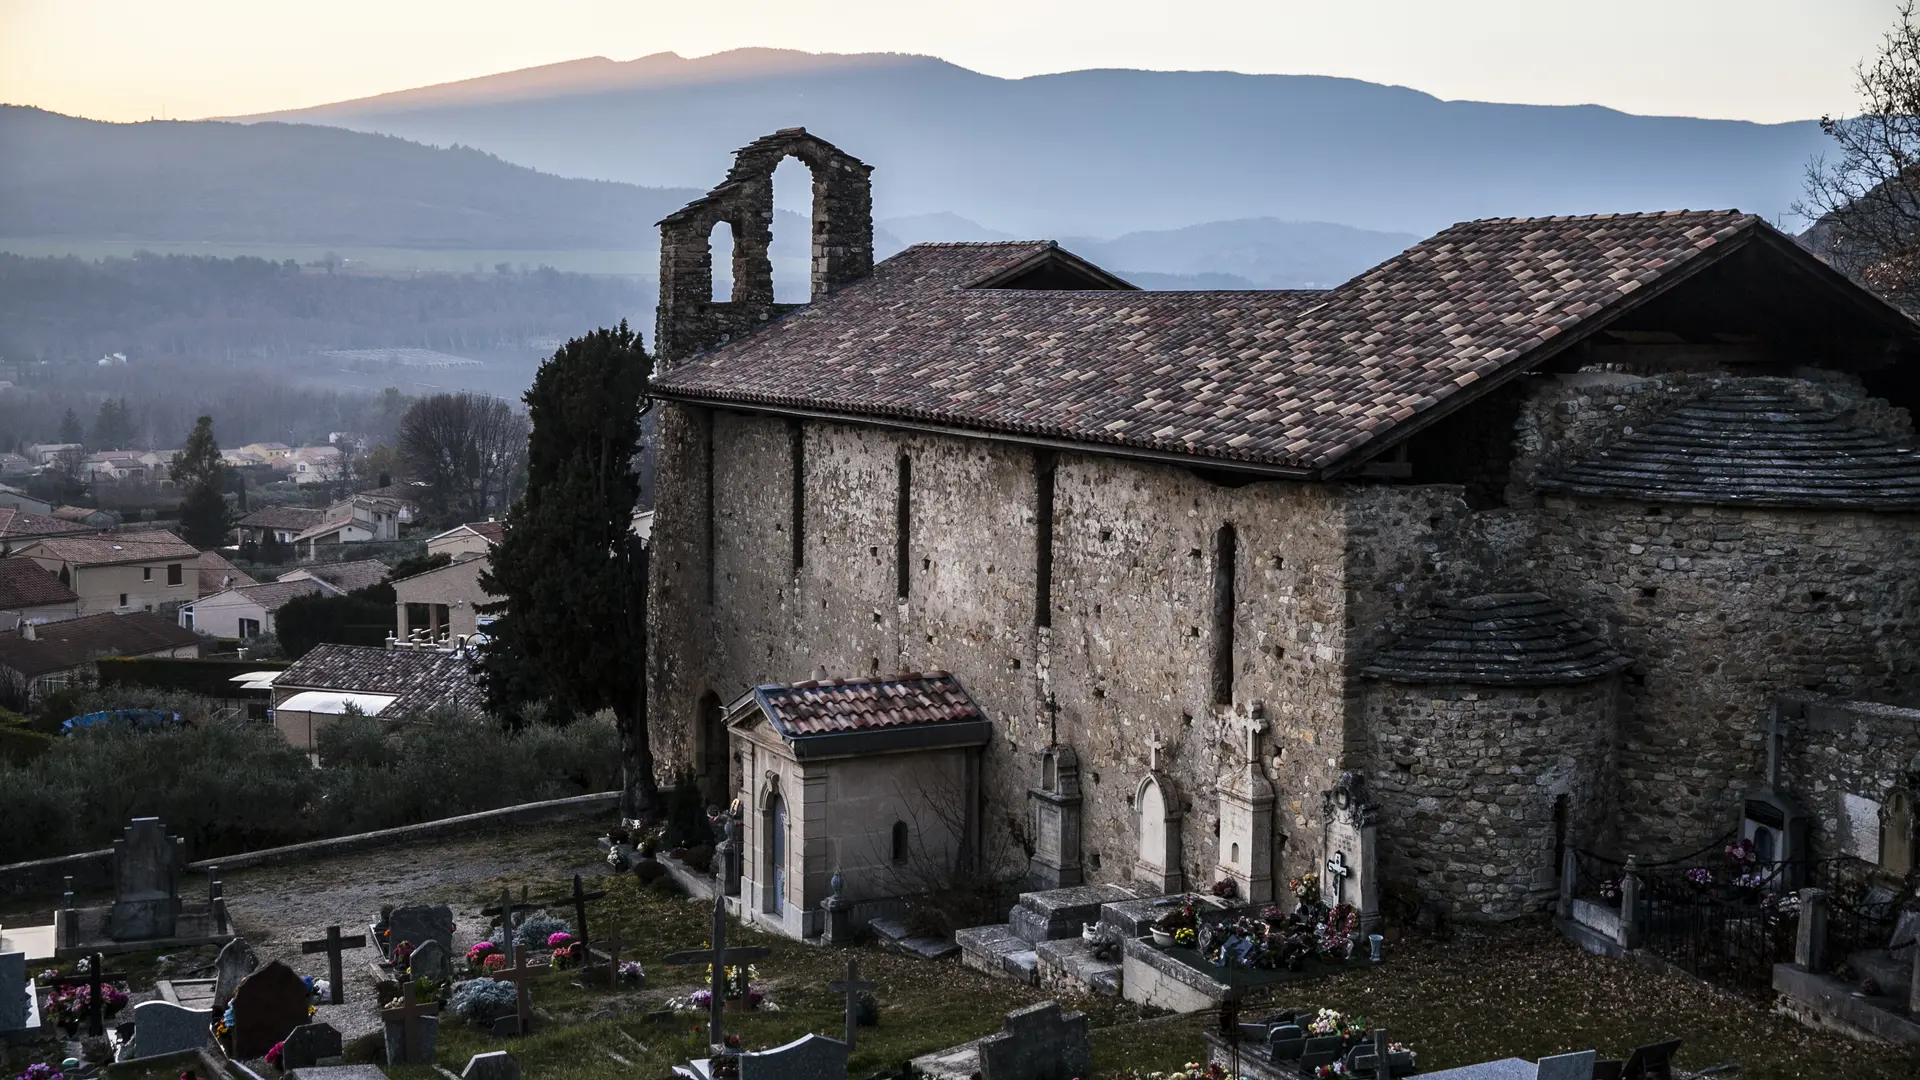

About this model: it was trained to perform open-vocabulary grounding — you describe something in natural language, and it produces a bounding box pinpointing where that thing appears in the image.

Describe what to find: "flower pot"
[1150,928,1175,947]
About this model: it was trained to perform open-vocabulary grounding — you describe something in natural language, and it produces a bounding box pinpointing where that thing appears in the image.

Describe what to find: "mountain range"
[249,48,1833,237]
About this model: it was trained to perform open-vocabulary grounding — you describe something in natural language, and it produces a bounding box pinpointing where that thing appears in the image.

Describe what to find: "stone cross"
[548,874,606,946]
[662,891,771,1046]
[1226,709,1268,764]
[48,953,126,1037]
[1325,852,1351,902]
[380,979,439,1063]
[300,925,367,1005]
[1147,733,1166,771]
[826,957,875,1051]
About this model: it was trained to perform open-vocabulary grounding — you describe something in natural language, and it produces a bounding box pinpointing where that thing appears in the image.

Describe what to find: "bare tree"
[398,392,527,525]
[1800,2,1920,311]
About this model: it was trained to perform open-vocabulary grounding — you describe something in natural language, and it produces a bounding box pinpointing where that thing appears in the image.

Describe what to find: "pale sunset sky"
[0,0,1902,125]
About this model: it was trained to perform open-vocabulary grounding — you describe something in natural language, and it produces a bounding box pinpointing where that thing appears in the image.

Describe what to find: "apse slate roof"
[275,643,484,715]
[749,671,987,737]
[1535,384,1920,509]
[1362,592,1631,686]
[649,211,1862,474]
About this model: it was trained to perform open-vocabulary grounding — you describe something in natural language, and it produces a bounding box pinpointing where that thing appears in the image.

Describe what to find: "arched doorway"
[764,791,787,916]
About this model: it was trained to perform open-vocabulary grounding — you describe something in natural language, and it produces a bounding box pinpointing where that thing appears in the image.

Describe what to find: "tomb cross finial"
[1147,733,1166,772]
[1229,706,1268,764]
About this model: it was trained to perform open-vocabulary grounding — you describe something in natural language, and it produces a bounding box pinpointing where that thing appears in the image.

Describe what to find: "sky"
[0,0,1901,125]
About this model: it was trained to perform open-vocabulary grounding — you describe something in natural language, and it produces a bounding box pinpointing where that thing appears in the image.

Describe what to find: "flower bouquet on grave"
[1152,901,1198,946]
[617,961,646,986]
[550,942,581,970]
[1316,905,1359,962]
[1291,872,1328,923]
[390,940,415,974]
[481,953,507,974]
[264,1042,285,1070]
[466,941,499,970]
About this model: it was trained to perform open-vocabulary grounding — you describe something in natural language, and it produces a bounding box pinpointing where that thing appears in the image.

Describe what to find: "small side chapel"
[724,671,993,939]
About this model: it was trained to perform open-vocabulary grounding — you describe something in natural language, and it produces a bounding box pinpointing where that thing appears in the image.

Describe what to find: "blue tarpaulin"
[62,709,183,734]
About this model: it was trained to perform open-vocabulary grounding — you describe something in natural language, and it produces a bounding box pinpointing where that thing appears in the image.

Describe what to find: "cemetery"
[0,814,1913,1080]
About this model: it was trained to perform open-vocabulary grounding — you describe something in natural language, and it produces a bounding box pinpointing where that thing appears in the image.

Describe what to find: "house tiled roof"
[22,530,198,566]
[652,213,1913,475]
[286,559,391,593]
[275,643,485,715]
[237,506,327,531]
[1535,384,1920,509]
[1361,592,1631,686]
[0,509,90,540]
[463,522,505,545]
[751,671,987,737]
[197,550,258,596]
[221,579,327,612]
[0,611,200,678]
[0,556,78,608]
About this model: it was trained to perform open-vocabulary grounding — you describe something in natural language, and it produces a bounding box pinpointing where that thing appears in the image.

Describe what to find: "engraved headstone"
[408,940,450,983]
[126,999,211,1058]
[737,1033,849,1080]
[383,905,455,958]
[977,1001,1090,1080]
[282,1022,344,1070]
[107,818,182,940]
[213,937,260,1007]
[382,1014,438,1066]
[1535,1050,1598,1080]
[228,960,311,1059]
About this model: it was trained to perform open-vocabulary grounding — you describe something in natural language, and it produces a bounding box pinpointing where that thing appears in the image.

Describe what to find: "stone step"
[1036,937,1121,997]
[1099,892,1231,937]
[954,923,1038,986]
[1009,883,1145,944]
[870,917,959,961]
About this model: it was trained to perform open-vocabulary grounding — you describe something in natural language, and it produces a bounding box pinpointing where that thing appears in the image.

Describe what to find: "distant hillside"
[0,105,699,248]
[251,49,1832,237]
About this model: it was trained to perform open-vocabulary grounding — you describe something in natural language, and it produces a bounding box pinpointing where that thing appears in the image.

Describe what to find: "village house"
[645,130,1920,938]
[291,495,404,556]
[267,641,485,750]
[394,558,498,645]
[288,445,344,485]
[275,558,391,594]
[26,442,81,467]
[196,549,257,596]
[0,485,55,515]
[0,610,201,703]
[52,506,117,529]
[16,530,200,614]
[0,509,90,554]
[234,505,326,547]
[177,578,329,638]
[0,556,80,630]
[424,521,503,560]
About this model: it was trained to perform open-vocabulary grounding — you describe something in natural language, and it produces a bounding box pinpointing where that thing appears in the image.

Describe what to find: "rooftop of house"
[21,530,198,566]
[0,556,79,609]
[236,506,327,531]
[197,550,258,596]
[0,610,200,678]
[0,508,91,541]
[1361,592,1632,686]
[203,578,326,612]
[652,212,1920,478]
[734,671,992,757]
[275,643,485,715]
[1535,384,1920,509]
[52,506,109,522]
[431,521,505,547]
[279,559,390,593]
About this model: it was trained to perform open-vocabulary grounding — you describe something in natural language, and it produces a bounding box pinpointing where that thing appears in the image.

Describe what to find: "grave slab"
[282,1022,344,1070]
[1008,884,1141,944]
[1414,1060,1536,1080]
[287,1067,391,1080]
[869,917,958,960]
[1035,938,1120,997]
[124,999,211,1059]
[1535,1050,1597,1080]
[0,923,57,963]
[461,1050,521,1080]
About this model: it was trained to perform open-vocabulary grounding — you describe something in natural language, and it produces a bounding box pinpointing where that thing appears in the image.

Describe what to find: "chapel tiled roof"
[652,212,1896,474]
[1535,384,1920,509]
[751,671,987,737]
[22,530,198,565]
[1361,592,1631,686]
[275,643,485,715]
[0,611,201,678]
[0,556,78,608]
[237,506,327,531]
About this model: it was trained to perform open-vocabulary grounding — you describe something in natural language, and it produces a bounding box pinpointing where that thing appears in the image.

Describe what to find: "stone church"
[646,128,1920,936]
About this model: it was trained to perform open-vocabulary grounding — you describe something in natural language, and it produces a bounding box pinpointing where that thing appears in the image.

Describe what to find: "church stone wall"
[1773,693,1920,862]
[1360,680,1619,918]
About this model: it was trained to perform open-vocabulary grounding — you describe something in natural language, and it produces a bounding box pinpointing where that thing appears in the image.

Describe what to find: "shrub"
[448,978,516,1022]
[510,913,570,952]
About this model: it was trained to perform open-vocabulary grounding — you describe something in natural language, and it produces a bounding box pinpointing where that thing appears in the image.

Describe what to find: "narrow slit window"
[1210,523,1237,706]
[1034,450,1055,627]
[895,456,912,600]
[788,420,805,572]
[892,821,910,864]
[704,414,717,606]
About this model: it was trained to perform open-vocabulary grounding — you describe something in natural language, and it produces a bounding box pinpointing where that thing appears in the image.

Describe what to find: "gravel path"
[218,821,608,1040]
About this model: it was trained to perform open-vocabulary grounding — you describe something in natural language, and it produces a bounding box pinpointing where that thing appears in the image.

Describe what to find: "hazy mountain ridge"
[249,48,1830,237]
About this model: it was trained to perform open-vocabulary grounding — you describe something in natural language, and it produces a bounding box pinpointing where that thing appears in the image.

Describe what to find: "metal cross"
[826,957,875,1051]
[662,891,771,1046]
[1325,851,1351,902]
[48,953,126,1037]
[300,925,368,1005]
[378,979,439,1062]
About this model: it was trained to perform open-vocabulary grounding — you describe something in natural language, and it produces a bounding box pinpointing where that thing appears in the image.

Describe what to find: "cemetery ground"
[7,822,1916,1080]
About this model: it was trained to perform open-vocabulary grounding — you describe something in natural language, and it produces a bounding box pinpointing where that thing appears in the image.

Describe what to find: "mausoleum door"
[766,793,788,915]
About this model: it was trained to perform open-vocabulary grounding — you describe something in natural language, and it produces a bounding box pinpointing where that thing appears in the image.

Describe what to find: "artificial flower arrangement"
[482,954,507,973]
[1197,901,1362,971]
[12,1064,65,1080]
[1173,927,1198,947]
[547,932,574,950]
[466,941,499,969]
[47,981,129,1027]
[618,961,646,985]
[390,941,415,972]
[551,942,582,969]
[264,1042,285,1069]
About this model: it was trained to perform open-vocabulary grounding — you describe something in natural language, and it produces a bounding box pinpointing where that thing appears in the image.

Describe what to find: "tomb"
[1134,738,1184,895]
[1215,704,1275,904]
[1321,773,1382,933]
[1027,744,1083,889]
[55,818,233,957]
[725,671,992,940]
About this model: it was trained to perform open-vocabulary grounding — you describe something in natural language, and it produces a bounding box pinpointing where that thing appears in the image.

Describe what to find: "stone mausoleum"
[646,128,1920,932]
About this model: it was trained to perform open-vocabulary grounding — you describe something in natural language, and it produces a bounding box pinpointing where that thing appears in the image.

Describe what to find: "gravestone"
[409,940,451,982]
[213,937,260,1007]
[1889,908,1920,962]
[1301,1035,1344,1070]
[107,818,183,940]
[977,1001,1091,1080]
[0,951,27,1033]
[1217,707,1275,903]
[383,1014,439,1066]
[1321,772,1381,932]
[1536,1050,1597,1080]
[1133,752,1184,893]
[126,1000,211,1058]
[282,1022,344,1069]
[229,960,312,1059]
[737,1033,848,1080]
[461,1051,520,1080]
[1619,1037,1682,1080]
[286,1067,390,1080]
[1028,745,1084,889]
[384,905,455,957]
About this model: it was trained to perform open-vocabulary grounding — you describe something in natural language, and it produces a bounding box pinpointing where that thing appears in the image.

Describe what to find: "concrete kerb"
[0,792,619,898]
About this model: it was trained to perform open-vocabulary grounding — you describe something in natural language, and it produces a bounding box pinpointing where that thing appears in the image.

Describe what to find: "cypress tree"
[479,321,657,821]
[173,416,229,549]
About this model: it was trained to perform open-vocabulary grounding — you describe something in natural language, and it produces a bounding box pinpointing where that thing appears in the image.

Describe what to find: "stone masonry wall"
[1775,693,1920,860]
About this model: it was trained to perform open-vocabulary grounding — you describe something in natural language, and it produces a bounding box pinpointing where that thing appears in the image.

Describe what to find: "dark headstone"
[107,818,182,940]
[383,905,455,957]
[408,940,450,983]
[282,1022,345,1070]
[977,1001,1090,1080]
[384,1014,439,1065]
[737,1034,848,1080]
[228,960,311,1059]
[213,937,260,1007]
[126,1000,210,1058]
[0,952,27,1033]
[461,1051,520,1080]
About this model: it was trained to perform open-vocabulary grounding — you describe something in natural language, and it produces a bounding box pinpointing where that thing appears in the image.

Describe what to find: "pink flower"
[264,1041,285,1067]
[546,932,573,948]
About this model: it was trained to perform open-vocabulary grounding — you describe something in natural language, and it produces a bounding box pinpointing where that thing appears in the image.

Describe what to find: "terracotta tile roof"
[0,557,78,608]
[275,643,485,715]
[464,521,505,545]
[1361,592,1631,686]
[750,671,986,737]
[1536,384,1920,509]
[222,579,328,611]
[282,559,391,593]
[21,530,198,566]
[650,212,1871,474]
[237,506,327,531]
[0,508,90,540]
[197,550,258,596]
[0,611,201,678]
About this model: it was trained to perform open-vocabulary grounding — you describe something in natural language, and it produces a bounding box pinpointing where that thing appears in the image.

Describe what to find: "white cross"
[1147,733,1166,771]
[1227,708,1267,763]
[1325,851,1351,901]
